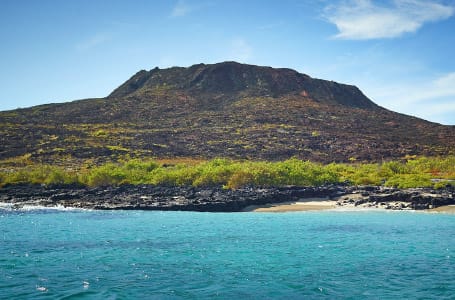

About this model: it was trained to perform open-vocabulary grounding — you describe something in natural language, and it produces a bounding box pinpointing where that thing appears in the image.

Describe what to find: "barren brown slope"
[1,61,454,166]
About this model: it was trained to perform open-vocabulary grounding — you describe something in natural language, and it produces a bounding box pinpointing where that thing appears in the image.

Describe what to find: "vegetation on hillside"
[1,156,454,189]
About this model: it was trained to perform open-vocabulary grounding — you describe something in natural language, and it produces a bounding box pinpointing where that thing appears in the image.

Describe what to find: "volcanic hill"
[1,61,454,165]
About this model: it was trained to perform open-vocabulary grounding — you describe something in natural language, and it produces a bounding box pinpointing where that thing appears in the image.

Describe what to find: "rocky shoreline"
[0,183,454,212]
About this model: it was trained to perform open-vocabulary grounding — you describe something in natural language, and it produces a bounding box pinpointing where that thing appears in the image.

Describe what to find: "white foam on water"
[327,206,408,213]
[0,202,15,210]
[0,202,90,212]
[36,286,47,292]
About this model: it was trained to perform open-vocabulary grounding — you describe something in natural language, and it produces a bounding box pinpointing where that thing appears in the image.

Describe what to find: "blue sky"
[1,0,454,125]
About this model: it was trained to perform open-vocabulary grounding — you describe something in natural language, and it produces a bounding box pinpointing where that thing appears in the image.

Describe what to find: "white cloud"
[325,0,454,40]
[364,72,455,124]
[434,72,455,89]
[171,0,191,17]
[393,72,455,103]
[228,38,253,62]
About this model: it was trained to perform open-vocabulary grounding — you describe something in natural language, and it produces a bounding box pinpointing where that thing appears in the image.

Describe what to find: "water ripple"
[1,210,454,298]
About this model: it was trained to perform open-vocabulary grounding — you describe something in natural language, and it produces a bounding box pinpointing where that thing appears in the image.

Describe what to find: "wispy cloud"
[76,33,111,51]
[367,72,455,124]
[257,21,285,31]
[390,72,455,103]
[325,0,454,40]
[171,0,191,17]
[228,38,253,62]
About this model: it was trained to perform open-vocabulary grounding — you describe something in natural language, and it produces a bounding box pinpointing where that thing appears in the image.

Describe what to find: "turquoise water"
[1,209,454,299]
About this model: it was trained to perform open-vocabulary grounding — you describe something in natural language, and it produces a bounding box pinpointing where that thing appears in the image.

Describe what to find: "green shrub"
[226,169,255,189]
[192,158,238,187]
[0,165,78,186]
[380,161,408,176]
[121,159,158,184]
[44,167,78,185]
[344,163,383,186]
[249,161,281,186]
[1,156,454,189]
[149,164,200,186]
[433,180,455,189]
[384,173,433,188]
[272,159,339,186]
[86,163,127,186]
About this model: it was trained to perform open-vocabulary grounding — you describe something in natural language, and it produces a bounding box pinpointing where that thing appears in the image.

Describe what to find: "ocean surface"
[1,208,454,299]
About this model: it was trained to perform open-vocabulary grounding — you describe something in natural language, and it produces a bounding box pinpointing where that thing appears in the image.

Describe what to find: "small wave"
[36,286,47,292]
[0,202,15,210]
[328,206,408,213]
[0,202,90,212]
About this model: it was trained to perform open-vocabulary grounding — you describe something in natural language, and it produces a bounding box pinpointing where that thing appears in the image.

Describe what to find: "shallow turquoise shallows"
[1,209,454,299]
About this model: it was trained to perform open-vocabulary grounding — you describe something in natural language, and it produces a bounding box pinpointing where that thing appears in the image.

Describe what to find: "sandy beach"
[242,198,337,212]
[243,201,455,213]
[427,205,455,214]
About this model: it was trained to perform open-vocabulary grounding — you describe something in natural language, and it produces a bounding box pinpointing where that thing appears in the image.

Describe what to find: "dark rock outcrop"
[0,184,453,212]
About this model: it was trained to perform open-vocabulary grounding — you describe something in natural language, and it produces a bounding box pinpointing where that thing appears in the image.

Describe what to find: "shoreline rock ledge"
[0,184,454,212]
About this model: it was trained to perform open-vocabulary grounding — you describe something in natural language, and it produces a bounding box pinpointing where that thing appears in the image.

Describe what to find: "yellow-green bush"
[348,164,383,186]
[0,165,78,186]
[226,169,255,189]
[384,174,433,188]
[149,164,200,186]
[191,158,239,187]
[85,163,126,186]
[1,156,454,189]
[84,159,159,186]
